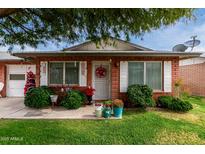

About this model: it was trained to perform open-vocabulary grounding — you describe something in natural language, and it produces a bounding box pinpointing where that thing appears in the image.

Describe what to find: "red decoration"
[85,86,95,96]
[95,65,106,78]
[24,71,36,95]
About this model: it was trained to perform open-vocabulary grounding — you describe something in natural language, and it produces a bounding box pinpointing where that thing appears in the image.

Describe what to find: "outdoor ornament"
[85,86,95,105]
[95,65,106,78]
[24,71,36,95]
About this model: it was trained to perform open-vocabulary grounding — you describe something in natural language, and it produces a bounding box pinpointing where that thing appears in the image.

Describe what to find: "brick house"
[0,38,201,100]
[180,57,205,96]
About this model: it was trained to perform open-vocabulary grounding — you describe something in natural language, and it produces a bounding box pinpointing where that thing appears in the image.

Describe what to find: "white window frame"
[48,61,80,86]
[128,61,163,91]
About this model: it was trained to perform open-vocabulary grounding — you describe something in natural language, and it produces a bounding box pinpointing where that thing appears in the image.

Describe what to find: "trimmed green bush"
[24,87,51,108]
[72,90,86,103]
[157,96,173,108]
[157,96,193,112]
[127,84,154,108]
[61,90,83,109]
[169,98,193,112]
[40,86,55,95]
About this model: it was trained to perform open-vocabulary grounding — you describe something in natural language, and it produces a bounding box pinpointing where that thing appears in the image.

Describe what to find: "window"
[146,62,162,90]
[128,62,144,85]
[49,63,64,84]
[10,74,25,80]
[128,62,162,90]
[49,62,79,85]
[65,62,79,85]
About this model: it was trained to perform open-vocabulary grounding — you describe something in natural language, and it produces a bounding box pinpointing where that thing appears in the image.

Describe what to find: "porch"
[0,98,109,119]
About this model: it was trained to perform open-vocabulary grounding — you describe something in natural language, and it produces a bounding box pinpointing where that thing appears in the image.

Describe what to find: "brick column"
[36,59,40,87]
[87,60,92,86]
[111,59,120,99]
[172,58,179,95]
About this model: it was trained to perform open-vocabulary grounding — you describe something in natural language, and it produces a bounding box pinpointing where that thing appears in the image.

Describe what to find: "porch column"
[87,60,92,86]
[111,59,120,99]
[172,57,179,96]
[36,59,40,87]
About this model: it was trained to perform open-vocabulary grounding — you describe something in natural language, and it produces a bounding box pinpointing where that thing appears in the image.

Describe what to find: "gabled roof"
[0,52,22,61]
[63,38,153,51]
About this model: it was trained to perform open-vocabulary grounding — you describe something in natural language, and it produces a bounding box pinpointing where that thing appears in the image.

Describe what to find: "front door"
[92,62,110,100]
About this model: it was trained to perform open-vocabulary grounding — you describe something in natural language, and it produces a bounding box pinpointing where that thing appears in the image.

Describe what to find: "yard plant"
[127,84,154,108]
[157,96,193,112]
[61,90,83,109]
[24,87,51,108]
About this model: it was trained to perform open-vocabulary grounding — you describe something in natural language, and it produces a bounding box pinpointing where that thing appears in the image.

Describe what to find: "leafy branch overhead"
[0,8,194,49]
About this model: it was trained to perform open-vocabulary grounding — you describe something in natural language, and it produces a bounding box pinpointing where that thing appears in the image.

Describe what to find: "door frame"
[92,61,111,100]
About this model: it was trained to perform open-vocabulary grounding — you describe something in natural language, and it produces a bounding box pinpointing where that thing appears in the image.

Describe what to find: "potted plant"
[102,100,112,118]
[113,99,124,118]
[95,102,103,117]
[85,86,95,105]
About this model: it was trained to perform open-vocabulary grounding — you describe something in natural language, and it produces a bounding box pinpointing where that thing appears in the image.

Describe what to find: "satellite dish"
[172,44,188,52]
[184,35,201,51]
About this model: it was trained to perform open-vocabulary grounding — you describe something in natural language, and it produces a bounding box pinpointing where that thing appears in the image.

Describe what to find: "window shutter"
[40,61,48,86]
[164,61,172,92]
[120,61,128,92]
[79,61,87,86]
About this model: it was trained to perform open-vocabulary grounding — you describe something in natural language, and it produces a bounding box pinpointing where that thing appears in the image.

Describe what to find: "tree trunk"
[0,8,19,18]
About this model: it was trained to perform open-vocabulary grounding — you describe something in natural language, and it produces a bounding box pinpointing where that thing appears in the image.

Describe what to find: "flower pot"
[113,107,123,118]
[102,107,112,118]
[95,108,102,117]
[50,95,58,103]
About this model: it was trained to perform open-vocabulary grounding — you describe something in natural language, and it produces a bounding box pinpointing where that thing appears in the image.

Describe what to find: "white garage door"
[7,65,36,97]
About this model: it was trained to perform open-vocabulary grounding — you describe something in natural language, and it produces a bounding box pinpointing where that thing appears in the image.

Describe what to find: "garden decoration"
[95,65,106,78]
[24,71,36,95]
[85,86,95,105]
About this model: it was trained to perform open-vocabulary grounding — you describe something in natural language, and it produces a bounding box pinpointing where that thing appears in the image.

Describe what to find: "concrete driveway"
[0,98,99,119]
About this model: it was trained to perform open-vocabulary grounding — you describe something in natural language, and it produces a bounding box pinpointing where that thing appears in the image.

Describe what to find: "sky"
[1,8,205,53]
[130,8,205,52]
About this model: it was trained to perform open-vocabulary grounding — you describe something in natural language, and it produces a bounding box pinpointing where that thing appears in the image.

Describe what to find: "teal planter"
[102,107,112,118]
[113,107,123,118]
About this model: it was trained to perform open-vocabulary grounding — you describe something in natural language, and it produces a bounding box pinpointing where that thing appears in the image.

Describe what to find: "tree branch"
[0,22,17,35]
[7,16,35,35]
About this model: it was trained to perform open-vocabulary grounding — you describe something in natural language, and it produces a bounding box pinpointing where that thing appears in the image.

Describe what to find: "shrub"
[40,86,55,95]
[61,90,83,109]
[127,84,154,108]
[24,87,51,108]
[113,99,124,108]
[157,96,193,112]
[169,98,193,112]
[72,90,86,103]
[157,96,173,108]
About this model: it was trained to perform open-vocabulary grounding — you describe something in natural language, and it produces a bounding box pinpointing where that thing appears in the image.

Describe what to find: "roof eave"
[12,51,202,59]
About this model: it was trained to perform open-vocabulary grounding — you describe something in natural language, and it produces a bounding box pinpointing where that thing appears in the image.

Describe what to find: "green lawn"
[0,96,205,145]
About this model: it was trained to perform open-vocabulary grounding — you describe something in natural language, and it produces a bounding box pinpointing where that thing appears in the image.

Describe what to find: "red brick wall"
[0,56,180,99]
[37,56,179,100]
[179,62,205,96]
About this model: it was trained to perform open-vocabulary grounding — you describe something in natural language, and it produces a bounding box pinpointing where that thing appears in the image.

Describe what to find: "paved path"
[0,98,109,119]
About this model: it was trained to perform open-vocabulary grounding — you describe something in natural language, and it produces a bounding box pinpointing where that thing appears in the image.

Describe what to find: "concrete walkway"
[0,98,107,119]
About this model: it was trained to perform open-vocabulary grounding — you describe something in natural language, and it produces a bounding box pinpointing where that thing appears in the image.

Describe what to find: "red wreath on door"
[95,65,106,78]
